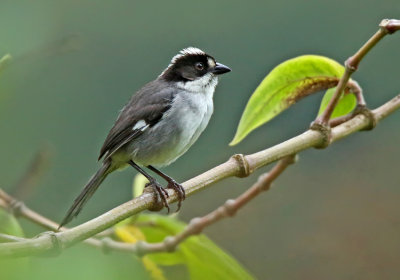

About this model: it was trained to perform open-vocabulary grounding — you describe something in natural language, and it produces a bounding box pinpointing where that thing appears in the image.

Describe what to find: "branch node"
[231,154,251,178]
[310,122,332,149]
[35,231,62,257]
[345,58,358,72]
[134,241,148,257]
[188,217,203,234]
[353,105,378,130]
[8,200,25,217]
[257,173,272,191]
[379,19,400,34]
[223,199,237,216]
[163,236,177,252]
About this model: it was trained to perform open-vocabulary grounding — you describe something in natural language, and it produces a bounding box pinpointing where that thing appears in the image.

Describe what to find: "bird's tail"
[58,160,112,229]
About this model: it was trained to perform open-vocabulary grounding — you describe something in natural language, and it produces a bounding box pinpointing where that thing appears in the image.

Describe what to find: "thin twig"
[0,233,27,243]
[0,92,399,258]
[315,19,400,125]
[329,113,354,127]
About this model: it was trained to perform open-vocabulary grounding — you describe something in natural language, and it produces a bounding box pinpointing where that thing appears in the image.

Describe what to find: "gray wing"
[98,80,176,161]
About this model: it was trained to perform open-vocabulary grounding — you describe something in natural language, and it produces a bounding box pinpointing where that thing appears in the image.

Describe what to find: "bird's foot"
[166,179,186,212]
[145,180,170,213]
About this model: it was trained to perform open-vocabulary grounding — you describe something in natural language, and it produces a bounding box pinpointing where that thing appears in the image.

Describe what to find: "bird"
[59,47,231,228]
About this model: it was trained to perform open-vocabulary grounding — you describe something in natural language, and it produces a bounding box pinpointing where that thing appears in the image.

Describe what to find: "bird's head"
[160,47,231,86]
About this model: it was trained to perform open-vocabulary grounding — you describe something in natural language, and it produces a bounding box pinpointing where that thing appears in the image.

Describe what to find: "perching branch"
[1,92,399,258]
[315,19,400,125]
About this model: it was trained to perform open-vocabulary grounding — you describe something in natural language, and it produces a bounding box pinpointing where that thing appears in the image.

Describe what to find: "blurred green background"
[1,0,400,279]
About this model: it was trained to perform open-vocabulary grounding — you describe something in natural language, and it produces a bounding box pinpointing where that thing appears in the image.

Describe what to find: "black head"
[160,47,231,82]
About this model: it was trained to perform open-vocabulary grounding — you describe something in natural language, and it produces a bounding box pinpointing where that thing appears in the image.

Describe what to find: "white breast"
[174,88,214,150]
[166,74,217,157]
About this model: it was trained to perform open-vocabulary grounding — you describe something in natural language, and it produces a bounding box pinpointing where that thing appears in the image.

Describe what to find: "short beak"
[211,62,231,75]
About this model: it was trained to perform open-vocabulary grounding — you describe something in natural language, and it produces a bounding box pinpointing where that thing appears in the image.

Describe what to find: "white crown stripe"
[170,47,206,64]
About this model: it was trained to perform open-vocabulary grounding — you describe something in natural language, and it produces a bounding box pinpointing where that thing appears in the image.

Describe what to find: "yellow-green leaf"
[115,225,166,280]
[0,208,24,238]
[0,209,29,278]
[230,55,344,145]
[133,173,148,198]
[121,214,255,280]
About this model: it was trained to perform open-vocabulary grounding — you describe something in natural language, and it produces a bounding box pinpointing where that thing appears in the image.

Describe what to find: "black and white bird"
[59,47,231,228]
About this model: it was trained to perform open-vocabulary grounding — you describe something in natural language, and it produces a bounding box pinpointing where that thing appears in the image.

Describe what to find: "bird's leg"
[147,165,186,211]
[128,160,170,212]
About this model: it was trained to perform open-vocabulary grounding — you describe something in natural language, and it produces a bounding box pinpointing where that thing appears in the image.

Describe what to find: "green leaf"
[180,236,254,280]
[230,55,345,145]
[0,208,24,238]
[128,214,255,280]
[0,208,29,278]
[132,173,148,198]
[318,87,357,118]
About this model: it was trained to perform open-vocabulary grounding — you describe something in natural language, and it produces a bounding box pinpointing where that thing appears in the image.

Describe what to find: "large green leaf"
[118,214,254,280]
[230,55,346,145]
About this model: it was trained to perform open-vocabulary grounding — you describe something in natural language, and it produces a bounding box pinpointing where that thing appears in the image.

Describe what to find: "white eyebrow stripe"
[132,120,148,131]
[208,57,216,68]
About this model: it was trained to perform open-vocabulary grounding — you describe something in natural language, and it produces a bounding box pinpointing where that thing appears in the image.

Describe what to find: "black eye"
[195,62,204,70]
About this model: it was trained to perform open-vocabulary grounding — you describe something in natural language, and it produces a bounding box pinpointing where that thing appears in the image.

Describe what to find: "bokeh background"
[1,0,400,279]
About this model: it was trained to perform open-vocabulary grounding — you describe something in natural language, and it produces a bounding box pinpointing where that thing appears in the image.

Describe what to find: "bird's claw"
[145,180,170,213]
[145,179,185,213]
[166,179,186,212]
